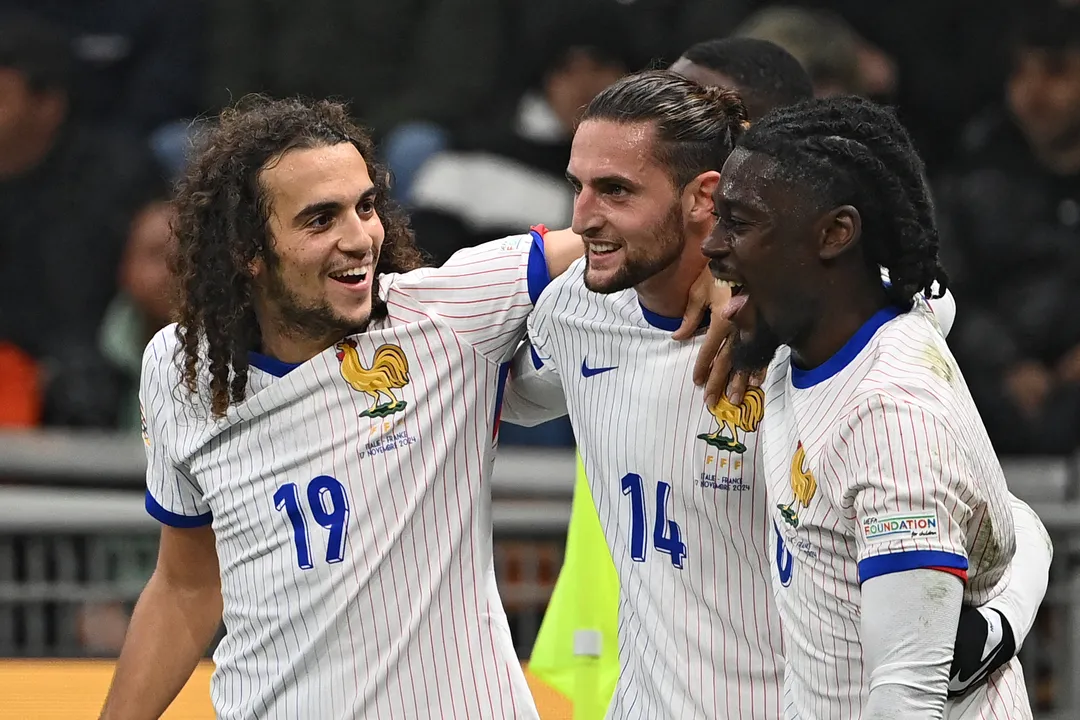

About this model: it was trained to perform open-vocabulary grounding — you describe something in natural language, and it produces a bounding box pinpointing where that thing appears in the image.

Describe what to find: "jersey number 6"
[621,473,686,568]
[274,475,351,570]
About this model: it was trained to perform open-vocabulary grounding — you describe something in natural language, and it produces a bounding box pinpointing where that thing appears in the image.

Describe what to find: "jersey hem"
[145,490,213,528]
[858,549,968,584]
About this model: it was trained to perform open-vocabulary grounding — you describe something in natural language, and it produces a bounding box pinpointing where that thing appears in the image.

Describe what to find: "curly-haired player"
[98,94,587,720]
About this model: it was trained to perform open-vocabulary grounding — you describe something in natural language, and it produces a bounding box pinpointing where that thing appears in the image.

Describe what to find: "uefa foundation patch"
[862,512,939,543]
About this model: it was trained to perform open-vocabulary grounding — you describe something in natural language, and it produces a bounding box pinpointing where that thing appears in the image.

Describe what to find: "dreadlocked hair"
[738,95,948,308]
[580,69,749,187]
[171,94,425,418]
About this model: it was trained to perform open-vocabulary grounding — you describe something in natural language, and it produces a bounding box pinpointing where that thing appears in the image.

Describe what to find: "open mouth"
[714,277,751,321]
[714,278,745,296]
[587,241,621,257]
[328,267,369,286]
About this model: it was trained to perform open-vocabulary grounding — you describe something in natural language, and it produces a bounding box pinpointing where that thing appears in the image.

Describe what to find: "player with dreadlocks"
[703,95,1036,719]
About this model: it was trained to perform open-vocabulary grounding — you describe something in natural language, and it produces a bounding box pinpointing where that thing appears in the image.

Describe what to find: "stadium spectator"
[2,0,204,139]
[203,0,505,200]
[733,5,891,98]
[0,10,158,427]
[99,184,179,433]
[935,1,1080,454]
[407,9,646,265]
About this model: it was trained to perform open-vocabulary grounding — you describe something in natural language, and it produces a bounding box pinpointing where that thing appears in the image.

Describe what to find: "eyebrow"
[566,171,639,191]
[292,187,377,227]
[719,195,759,215]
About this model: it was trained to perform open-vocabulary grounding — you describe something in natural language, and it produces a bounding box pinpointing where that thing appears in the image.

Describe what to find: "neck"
[259,330,337,365]
[634,231,709,319]
[789,284,889,370]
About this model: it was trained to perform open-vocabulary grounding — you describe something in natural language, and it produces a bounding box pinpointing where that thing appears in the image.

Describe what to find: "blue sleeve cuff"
[145,490,213,528]
[858,549,968,584]
[527,229,551,305]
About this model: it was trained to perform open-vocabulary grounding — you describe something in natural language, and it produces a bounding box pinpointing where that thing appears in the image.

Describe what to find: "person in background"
[0,9,158,428]
[100,181,180,432]
[408,8,645,265]
[935,1,1080,455]
[732,5,894,99]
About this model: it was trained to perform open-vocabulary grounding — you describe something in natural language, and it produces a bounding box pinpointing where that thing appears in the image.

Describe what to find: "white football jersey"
[525,258,785,720]
[760,299,1031,719]
[140,234,551,720]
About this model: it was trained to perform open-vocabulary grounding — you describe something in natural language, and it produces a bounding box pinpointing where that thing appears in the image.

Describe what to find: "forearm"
[99,572,223,719]
[984,495,1052,648]
[501,342,568,427]
[541,228,584,280]
[862,568,963,720]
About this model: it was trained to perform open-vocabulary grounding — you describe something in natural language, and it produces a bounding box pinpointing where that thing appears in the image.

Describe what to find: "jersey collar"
[790,305,904,389]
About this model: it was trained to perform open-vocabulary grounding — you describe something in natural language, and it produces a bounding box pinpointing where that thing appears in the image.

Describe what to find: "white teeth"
[589,242,619,253]
[332,267,368,279]
[715,278,738,289]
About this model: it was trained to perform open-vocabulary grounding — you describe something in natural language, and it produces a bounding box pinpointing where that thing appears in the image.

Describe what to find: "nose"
[701,220,730,259]
[570,187,603,237]
[337,208,377,255]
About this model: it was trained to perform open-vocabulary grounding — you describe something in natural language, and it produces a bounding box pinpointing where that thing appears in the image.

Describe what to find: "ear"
[682,170,722,223]
[249,255,265,280]
[817,205,862,260]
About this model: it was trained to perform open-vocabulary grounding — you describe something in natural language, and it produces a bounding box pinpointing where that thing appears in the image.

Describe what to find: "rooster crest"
[334,340,411,418]
[778,442,817,529]
[697,386,765,454]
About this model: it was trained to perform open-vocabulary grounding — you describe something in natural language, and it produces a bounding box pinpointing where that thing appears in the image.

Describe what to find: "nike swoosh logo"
[949,642,1007,694]
[581,359,618,378]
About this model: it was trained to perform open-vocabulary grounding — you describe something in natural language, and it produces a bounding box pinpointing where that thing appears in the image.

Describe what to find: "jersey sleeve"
[140,329,212,528]
[830,395,976,584]
[383,228,551,363]
[500,340,567,427]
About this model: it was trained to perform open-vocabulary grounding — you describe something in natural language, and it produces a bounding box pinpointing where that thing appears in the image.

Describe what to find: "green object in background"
[529,452,620,720]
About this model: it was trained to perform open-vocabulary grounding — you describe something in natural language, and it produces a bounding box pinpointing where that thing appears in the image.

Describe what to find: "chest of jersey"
[551,318,770,577]
[182,325,502,579]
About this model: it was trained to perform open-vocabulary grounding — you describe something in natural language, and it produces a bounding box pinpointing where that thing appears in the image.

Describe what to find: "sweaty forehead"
[261,142,373,211]
[568,119,665,183]
[719,148,783,210]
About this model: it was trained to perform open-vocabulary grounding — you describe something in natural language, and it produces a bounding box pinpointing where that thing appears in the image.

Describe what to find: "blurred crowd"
[2,0,1080,456]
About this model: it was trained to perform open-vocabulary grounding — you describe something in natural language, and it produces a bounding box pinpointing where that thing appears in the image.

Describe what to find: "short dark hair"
[738,95,947,308]
[680,38,813,115]
[1011,0,1080,52]
[172,94,424,417]
[0,10,72,94]
[578,69,748,186]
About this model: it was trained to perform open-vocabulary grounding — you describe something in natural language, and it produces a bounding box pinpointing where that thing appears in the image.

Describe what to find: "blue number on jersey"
[620,473,687,568]
[774,521,794,586]
[274,475,351,569]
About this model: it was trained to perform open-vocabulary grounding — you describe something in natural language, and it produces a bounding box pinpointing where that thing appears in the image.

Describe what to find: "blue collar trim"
[790,305,904,389]
[639,300,710,332]
[249,351,301,377]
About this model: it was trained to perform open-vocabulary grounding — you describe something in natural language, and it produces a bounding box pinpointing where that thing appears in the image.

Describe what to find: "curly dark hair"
[171,94,425,417]
[737,95,948,308]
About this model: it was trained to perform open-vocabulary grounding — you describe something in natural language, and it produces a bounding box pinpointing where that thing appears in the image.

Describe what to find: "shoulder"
[867,303,959,389]
[535,257,587,312]
[142,324,184,387]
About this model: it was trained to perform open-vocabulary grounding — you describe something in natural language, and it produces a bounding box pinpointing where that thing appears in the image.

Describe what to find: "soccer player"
[97,95,594,720]
[703,95,1034,718]
[507,52,1051,720]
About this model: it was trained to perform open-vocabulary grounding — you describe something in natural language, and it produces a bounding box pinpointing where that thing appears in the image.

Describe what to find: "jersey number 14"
[274,475,351,570]
[621,473,686,568]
